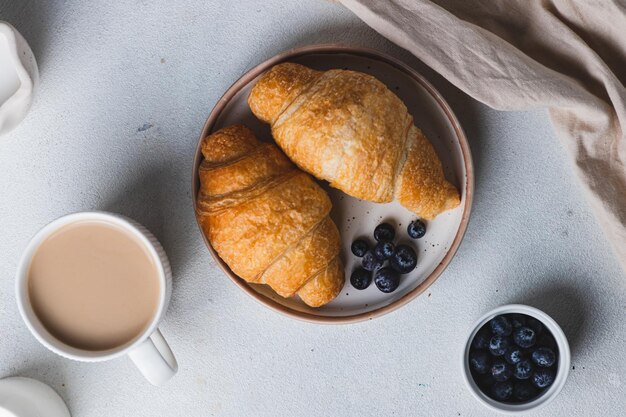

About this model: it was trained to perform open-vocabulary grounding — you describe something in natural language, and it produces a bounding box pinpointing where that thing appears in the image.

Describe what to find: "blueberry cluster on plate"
[349,220,426,293]
[469,314,559,403]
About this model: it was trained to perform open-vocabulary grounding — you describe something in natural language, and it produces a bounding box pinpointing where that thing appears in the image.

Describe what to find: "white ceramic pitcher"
[0,21,38,136]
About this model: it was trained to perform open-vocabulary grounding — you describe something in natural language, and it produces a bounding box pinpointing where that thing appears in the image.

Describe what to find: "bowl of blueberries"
[463,304,570,413]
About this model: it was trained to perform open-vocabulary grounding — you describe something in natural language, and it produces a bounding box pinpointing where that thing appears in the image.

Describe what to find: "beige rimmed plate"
[192,44,473,324]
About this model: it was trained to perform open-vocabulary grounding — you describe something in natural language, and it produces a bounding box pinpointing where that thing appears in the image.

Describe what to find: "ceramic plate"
[192,44,473,323]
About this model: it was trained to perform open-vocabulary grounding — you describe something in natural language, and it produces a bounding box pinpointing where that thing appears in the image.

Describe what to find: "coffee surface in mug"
[27,220,160,351]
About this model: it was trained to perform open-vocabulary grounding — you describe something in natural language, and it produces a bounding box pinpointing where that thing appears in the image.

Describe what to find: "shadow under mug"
[15,211,178,386]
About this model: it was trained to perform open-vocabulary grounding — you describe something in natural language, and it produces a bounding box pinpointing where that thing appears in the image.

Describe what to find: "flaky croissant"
[196,125,344,307]
[248,62,461,220]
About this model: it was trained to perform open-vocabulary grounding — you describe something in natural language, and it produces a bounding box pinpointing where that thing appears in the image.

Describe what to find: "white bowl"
[0,377,70,417]
[462,304,570,414]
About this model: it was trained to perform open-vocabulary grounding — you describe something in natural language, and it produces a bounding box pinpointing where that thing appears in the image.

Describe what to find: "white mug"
[15,211,178,386]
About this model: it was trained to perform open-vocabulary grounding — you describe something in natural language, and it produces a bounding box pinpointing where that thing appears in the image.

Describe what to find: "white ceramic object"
[462,304,571,414]
[0,22,38,136]
[16,212,178,386]
[193,45,473,323]
[0,377,70,417]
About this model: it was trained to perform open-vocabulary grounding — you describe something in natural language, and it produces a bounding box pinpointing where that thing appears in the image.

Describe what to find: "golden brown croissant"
[248,62,460,220]
[196,125,344,307]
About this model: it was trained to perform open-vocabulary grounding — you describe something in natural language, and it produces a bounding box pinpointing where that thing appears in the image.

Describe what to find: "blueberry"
[514,360,534,380]
[469,350,491,375]
[489,335,510,356]
[531,347,556,368]
[472,328,491,350]
[351,239,369,257]
[373,241,395,260]
[504,347,525,365]
[513,326,536,348]
[491,381,513,401]
[390,245,417,274]
[350,268,371,290]
[491,360,512,382]
[514,382,537,401]
[490,315,513,336]
[407,219,426,239]
[374,223,395,242]
[531,368,555,389]
[374,267,400,293]
[508,313,527,328]
[526,317,544,335]
[362,250,384,271]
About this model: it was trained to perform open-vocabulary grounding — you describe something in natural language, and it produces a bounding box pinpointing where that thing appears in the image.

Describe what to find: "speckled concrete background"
[0,1,624,416]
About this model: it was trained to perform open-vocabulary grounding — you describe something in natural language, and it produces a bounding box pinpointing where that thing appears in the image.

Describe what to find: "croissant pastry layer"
[197,125,344,307]
[248,62,461,219]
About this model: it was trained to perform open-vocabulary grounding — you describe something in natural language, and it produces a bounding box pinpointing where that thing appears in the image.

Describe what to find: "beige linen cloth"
[340,0,626,271]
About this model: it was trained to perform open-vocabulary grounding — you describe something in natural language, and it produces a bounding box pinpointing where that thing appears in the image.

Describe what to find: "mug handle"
[127,329,177,386]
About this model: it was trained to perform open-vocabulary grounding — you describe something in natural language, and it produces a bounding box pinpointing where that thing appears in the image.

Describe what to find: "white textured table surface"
[1,1,625,416]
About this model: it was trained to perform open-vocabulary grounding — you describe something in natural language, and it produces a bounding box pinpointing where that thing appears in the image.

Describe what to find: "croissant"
[196,125,344,307]
[248,63,461,220]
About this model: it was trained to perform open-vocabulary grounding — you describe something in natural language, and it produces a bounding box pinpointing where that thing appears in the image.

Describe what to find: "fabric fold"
[340,0,626,271]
